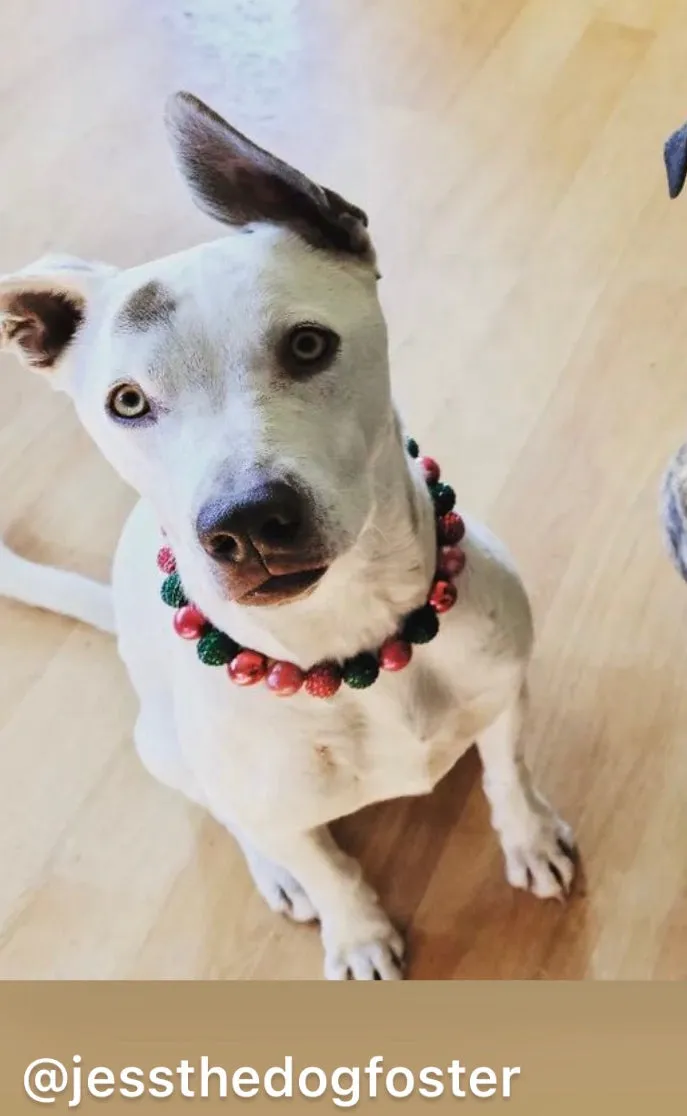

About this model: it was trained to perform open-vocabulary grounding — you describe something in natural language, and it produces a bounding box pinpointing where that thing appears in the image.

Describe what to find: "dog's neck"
[187,411,437,670]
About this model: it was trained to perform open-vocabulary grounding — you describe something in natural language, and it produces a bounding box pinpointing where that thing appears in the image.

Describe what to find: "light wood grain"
[2,0,687,979]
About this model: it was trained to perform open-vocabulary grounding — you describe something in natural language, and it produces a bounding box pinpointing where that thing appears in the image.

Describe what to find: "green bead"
[197,629,240,666]
[430,482,456,516]
[160,573,187,608]
[402,605,439,645]
[406,437,419,459]
[343,652,380,689]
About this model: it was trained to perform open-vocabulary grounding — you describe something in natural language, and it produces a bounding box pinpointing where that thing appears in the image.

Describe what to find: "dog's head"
[0,93,393,608]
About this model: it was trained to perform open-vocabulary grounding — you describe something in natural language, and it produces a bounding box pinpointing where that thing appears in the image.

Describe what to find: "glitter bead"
[420,456,440,485]
[304,662,342,698]
[406,437,419,459]
[197,629,240,666]
[430,482,456,516]
[401,605,439,644]
[228,650,268,686]
[437,545,466,579]
[342,652,380,689]
[437,511,465,545]
[160,573,187,609]
[157,546,176,575]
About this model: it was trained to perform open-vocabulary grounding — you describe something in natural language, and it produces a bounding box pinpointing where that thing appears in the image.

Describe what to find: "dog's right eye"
[280,324,340,376]
[107,383,151,421]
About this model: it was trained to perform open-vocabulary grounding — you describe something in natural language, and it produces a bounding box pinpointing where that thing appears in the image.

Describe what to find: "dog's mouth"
[238,566,328,606]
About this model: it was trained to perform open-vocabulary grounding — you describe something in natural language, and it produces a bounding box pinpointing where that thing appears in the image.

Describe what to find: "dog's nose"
[196,480,305,564]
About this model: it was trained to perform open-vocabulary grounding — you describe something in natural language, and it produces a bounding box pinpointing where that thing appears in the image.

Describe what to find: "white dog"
[0,92,575,979]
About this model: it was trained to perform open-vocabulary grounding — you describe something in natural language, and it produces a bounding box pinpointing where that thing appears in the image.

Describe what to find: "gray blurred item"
[662,445,687,580]
[661,120,687,578]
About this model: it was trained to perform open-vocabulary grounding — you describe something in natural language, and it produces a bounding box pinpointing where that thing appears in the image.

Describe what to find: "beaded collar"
[157,438,465,699]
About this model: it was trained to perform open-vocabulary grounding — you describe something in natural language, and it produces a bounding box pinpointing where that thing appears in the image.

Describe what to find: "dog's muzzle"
[196,474,328,605]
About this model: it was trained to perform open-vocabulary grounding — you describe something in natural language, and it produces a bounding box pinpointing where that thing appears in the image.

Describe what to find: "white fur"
[0,111,575,979]
[0,540,114,632]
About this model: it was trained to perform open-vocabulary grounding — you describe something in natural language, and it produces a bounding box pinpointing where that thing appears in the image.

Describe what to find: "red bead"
[266,660,305,697]
[438,511,465,545]
[420,456,440,485]
[304,662,342,698]
[379,637,413,672]
[228,650,268,686]
[437,544,466,579]
[157,546,176,575]
[429,579,458,614]
[173,604,207,639]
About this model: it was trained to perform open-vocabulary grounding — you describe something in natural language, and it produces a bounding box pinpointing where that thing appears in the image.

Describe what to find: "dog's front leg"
[228,826,318,925]
[477,692,577,899]
[247,825,404,980]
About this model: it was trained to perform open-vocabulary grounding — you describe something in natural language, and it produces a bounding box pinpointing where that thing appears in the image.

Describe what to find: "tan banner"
[0,983,685,1112]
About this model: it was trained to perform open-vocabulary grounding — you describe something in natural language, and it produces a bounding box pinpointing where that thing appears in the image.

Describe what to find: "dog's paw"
[247,856,318,923]
[322,913,405,980]
[498,800,576,900]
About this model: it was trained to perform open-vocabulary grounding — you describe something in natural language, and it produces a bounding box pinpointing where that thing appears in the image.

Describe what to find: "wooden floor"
[2,0,687,980]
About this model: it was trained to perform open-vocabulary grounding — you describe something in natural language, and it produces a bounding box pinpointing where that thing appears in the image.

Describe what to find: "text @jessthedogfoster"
[23,1054,521,1107]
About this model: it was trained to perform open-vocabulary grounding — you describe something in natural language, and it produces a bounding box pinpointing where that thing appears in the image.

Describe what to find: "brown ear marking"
[165,91,374,262]
[0,289,84,369]
[115,280,176,333]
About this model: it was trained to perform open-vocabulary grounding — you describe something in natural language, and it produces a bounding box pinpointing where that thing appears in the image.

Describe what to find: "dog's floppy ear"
[165,91,374,261]
[0,255,110,373]
[665,121,687,199]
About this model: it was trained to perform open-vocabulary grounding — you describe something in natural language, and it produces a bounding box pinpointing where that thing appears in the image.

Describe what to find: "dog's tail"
[0,539,115,634]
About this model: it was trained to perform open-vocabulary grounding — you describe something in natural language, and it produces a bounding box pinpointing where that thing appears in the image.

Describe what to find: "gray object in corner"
[662,446,687,581]
[660,120,687,578]
[665,121,687,199]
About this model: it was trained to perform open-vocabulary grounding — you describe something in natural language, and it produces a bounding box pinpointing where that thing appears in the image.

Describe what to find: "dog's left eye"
[285,325,339,372]
[107,383,151,421]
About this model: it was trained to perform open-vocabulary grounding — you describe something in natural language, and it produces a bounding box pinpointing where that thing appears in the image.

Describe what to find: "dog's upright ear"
[665,121,687,199]
[165,91,374,262]
[0,255,111,375]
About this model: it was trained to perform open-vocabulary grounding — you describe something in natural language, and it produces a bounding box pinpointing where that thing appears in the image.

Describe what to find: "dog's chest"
[115,500,531,834]
[176,623,515,834]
